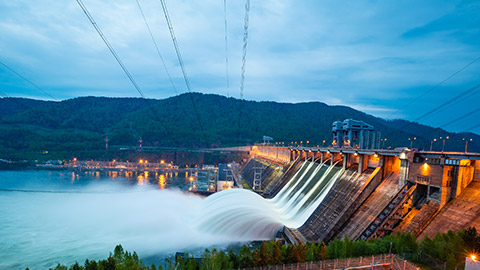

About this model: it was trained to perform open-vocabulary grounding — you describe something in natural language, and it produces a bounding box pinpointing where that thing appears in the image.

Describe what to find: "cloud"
[0,0,479,133]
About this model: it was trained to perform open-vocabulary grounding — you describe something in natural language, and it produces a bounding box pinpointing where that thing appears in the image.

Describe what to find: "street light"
[381,138,387,149]
[463,138,473,153]
[430,138,437,151]
[442,136,449,153]
[408,137,416,148]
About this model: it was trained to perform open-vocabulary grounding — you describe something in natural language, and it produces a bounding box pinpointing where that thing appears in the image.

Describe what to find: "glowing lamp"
[471,254,476,261]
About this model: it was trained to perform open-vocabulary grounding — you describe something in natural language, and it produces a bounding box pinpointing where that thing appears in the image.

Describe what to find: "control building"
[332,119,380,149]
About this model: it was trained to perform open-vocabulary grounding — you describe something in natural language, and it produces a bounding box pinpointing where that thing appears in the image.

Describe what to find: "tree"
[227,249,239,269]
[272,241,283,265]
[239,245,252,268]
[317,242,327,261]
[200,248,212,270]
[260,241,271,265]
[252,249,263,267]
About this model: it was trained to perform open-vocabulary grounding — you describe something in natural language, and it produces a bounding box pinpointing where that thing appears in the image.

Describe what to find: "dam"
[217,145,480,244]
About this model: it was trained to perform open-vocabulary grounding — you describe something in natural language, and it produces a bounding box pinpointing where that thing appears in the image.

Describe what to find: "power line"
[416,107,480,139]
[235,0,250,146]
[463,123,480,132]
[0,60,59,101]
[76,0,145,98]
[385,55,480,120]
[134,0,179,95]
[239,0,250,100]
[158,0,208,144]
[440,107,480,130]
[412,82,480,123]
[224,0,229,96]
[75,0,177,144]
[384,81,480,140]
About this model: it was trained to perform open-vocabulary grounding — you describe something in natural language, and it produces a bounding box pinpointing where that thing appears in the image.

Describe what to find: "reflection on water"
[0,170,233,270]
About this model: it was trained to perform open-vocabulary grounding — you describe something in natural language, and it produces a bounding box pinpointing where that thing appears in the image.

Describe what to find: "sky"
[0,0,479,134]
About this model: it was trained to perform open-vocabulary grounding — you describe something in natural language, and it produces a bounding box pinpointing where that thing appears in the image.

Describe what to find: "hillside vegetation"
[0,93,478,160]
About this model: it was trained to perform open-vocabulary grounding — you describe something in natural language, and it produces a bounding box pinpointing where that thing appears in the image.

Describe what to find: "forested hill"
[0,93,478,159]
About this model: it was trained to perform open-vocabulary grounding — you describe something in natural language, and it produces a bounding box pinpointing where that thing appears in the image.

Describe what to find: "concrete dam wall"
[223,146,480,244]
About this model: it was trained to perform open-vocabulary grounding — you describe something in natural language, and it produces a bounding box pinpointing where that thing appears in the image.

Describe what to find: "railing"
[239,254,418,270]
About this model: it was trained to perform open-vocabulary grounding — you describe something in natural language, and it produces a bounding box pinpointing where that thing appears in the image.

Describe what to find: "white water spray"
[197,161,356,239]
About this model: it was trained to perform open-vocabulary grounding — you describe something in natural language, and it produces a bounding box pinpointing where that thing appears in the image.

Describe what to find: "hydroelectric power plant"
[200,119,480,246]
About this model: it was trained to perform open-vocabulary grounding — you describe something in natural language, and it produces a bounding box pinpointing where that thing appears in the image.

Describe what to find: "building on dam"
[332,119,381,149]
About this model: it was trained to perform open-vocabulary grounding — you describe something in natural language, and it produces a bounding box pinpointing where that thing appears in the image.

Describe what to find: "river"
[0,170,248,269]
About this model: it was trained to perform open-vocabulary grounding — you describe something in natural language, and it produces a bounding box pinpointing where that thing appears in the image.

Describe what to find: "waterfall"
[196,161,349,239]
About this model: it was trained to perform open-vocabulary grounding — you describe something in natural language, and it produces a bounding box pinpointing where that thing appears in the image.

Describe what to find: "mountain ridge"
[0,92,478,159]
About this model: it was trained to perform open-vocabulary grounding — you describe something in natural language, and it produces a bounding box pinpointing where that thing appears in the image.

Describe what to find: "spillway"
[196,161,359,239]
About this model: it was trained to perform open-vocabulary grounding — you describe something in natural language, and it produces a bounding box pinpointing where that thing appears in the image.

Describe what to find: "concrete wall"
[252,146,291,164]
[410,163,443,187]
[457,163,475,197]
[474,160,480,181]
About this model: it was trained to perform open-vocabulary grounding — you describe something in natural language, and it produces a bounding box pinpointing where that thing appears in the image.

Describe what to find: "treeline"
[45,227,480,270]
[2,93,479,160]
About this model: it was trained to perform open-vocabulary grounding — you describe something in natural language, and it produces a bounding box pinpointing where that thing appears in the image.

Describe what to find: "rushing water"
[198,161,358,237]
[1,162,359,269]
[0,170,248,269]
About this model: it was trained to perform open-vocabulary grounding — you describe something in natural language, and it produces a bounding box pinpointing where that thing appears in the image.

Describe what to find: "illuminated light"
[374,153,378,158]
[471,254,477,261]
[399,152,406,159]
[139,159,143,163]
[145,160,148,164]
[160,160,165,164]
[354,152,358,156]
[423,163,428,170]
[73,158,77,161]
[113,159,116,162]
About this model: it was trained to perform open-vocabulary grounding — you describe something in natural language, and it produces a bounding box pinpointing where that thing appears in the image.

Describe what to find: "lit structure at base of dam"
[241,144,480,243]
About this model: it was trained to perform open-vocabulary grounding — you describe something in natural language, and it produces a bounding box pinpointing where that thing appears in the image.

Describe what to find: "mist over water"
[0,162,359,269]
[0,172,250,270]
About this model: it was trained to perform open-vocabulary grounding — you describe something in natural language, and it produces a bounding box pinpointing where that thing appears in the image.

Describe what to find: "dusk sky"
[0,0,479,133]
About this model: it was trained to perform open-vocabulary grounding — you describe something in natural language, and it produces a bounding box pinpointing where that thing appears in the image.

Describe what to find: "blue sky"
[0,0,479,133]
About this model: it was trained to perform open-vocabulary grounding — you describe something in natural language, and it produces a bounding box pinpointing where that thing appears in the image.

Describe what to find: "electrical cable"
[134,0,179,95]
[385,55,480,120]
[0,60,59,101]
[158,0,208,144]
[76,0,177,144]
[224,0,229,96]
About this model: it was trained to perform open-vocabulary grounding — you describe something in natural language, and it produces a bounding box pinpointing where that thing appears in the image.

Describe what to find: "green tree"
[227,249,238,269]
[239,245,252,268]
